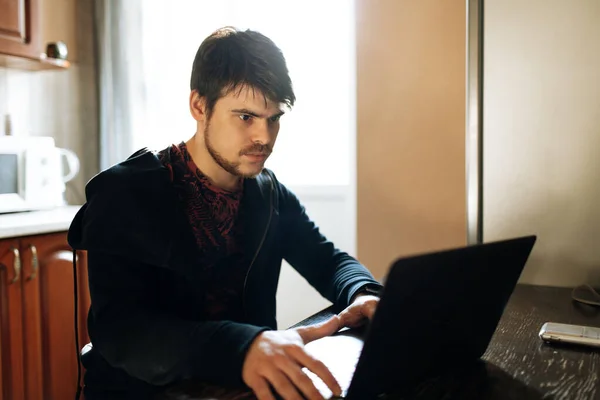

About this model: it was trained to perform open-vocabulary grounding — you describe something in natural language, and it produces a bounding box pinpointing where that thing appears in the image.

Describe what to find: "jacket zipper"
[242,175,274,320]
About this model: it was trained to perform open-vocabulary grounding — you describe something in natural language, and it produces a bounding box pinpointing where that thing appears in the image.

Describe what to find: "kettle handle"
[58,148,80,183]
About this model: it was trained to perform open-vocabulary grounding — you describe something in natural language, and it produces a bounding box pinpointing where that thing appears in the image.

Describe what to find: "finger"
[290,348,342,397]
[278,358,324,400]
[338,308,364,328]
[362,299,378,319]
[250,377,276,400]
[264,369,303,400]
[296,316,341,343]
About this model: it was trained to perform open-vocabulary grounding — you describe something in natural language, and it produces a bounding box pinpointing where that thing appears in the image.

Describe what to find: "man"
[68,27,383,400]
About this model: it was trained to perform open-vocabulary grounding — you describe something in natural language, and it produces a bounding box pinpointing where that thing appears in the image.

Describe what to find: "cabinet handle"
[10,247,21,284]
[28,244,38,281]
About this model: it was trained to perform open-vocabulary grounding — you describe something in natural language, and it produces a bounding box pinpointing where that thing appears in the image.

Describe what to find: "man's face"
[204,86,284,179]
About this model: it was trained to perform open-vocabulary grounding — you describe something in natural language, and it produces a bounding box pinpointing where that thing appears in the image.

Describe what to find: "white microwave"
[0,136,80,214]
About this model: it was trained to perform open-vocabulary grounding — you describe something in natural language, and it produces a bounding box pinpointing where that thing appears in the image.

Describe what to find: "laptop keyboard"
[303,361,356,398]
[303,332,364,398]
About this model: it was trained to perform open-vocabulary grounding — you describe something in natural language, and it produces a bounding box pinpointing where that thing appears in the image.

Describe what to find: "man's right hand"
[242,316,343,400]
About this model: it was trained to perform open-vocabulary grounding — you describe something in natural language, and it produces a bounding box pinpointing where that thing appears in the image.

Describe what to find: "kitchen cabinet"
[0,0,76,70]
[0,0,41,60]
[0,231,89,400]
[0,238,25,400]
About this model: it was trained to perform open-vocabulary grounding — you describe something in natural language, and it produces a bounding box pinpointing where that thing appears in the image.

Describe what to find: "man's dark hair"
[190,27,296,117]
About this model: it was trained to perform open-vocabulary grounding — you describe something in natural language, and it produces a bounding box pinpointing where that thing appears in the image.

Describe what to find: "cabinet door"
[0,239,25,400]
[21,233,90,400]
[0,0,40,59]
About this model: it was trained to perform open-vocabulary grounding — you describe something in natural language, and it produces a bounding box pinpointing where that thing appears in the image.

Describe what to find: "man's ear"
[189,90,208,122]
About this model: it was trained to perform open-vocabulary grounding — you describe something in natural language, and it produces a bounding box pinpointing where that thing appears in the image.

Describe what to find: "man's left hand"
[338,294,379,328]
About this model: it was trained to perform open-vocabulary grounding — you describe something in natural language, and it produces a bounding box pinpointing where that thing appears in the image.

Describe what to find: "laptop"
[303,235,537,399]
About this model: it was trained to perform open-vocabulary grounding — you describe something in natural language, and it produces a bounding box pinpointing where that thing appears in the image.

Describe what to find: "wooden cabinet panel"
[21,232,90,400]
[0,232,89,400]
[0,0,24,39]
[20,240,43,399]
[0,239,25,400]
[0,0,40,59]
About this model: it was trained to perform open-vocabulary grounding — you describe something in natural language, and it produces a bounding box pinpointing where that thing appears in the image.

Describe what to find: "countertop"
[0,206,82,239]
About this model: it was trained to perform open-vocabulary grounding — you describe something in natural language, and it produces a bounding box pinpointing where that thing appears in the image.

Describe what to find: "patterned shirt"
[158,142,247,321]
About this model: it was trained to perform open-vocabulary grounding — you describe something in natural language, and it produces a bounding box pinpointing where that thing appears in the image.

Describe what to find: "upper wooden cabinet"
[0,0,76,70]
[0,0,41,59]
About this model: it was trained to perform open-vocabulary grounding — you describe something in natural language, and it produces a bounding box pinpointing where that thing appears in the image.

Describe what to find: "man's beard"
[204,121,272,179]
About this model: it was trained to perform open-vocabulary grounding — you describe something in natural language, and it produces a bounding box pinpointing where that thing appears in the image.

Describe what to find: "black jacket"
[68,148,381,394]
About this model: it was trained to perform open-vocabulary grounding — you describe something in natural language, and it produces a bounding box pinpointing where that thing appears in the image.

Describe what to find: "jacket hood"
[68,149,180,267]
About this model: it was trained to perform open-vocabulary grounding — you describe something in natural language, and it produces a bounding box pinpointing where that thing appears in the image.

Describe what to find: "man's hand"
[242,316,343,400]
[338,294,380,328]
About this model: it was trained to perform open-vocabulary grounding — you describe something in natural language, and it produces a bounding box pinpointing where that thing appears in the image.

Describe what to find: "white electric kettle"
[49,146,81,205]
[56,147,80,184]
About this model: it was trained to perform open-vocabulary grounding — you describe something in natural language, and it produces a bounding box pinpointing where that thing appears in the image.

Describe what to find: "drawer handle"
[10,247,21,284]
[28,244,38,281]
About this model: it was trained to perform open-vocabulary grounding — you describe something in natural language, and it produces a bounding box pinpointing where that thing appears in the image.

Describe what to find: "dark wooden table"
[158,285,600,400]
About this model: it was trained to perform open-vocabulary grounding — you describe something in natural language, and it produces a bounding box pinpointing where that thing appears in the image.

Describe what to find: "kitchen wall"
[0,0,98,205]
[484,0,600,287]
[356,0,468,279]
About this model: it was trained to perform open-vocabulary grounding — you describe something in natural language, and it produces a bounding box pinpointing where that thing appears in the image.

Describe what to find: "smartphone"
[539,322,600,349]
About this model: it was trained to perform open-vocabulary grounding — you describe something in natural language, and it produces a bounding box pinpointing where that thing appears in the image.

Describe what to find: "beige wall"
[484,0,600,287]
[356,0,467,279]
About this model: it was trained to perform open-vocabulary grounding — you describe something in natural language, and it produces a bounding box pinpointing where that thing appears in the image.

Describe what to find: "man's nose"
[250,120,274,144]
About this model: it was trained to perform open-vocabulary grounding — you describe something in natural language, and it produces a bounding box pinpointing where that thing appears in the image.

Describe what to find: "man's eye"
[239,114,252,122]
[269,115,281,123]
